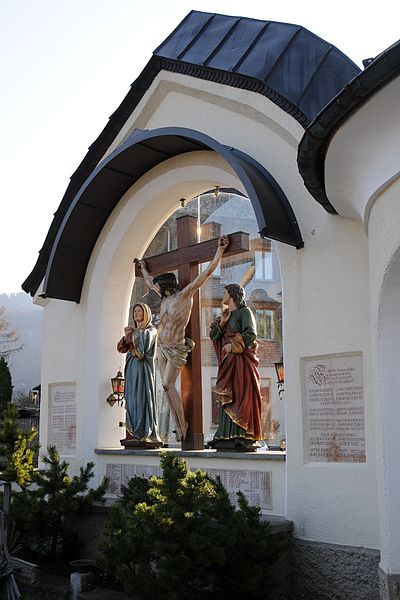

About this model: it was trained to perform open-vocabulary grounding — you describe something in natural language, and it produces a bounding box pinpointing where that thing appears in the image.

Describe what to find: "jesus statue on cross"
[136,234,229,442]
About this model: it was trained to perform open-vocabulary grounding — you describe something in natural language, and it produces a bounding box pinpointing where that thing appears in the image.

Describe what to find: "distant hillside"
[0,292,42,396]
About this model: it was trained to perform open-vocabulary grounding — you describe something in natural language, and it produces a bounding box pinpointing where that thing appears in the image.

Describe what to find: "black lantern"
[274,358,284,400]
[107,370,125,407]
[29,388,40,405]
[274,359,284,384]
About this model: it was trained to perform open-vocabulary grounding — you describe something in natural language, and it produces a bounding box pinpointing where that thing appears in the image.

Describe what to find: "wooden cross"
[135,214,249,450]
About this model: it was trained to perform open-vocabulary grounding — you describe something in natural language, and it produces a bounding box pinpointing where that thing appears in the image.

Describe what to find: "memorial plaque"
[302,352,366,463]
[106,463,272,509]
[207,468,272,510]
[49,382,77,456]
[106,463,161,495]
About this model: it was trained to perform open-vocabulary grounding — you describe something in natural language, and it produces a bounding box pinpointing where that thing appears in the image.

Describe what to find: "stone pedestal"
[120,438,163,449]
[70,571,95,598]
[207,438,260,452]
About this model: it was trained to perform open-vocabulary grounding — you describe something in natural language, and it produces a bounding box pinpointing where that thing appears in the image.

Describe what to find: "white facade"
[323,73,400,575]
[33,31,400,593]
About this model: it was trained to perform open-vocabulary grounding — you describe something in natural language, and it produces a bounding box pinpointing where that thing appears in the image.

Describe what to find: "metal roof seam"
[152,10,195,56]
[231,22,271,73]
[294,46,334,106]
[202,17,242,66]
[176,13,216,61]
[259,26,303,81]
[103,165,137,180]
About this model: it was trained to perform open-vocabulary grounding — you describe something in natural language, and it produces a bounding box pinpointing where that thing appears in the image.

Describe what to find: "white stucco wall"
[39,71,380,551]
[39,298,87,473]
[325,77,400,227]
[280,217,378,547]
[368,175,400,574]
[324,71,400,572]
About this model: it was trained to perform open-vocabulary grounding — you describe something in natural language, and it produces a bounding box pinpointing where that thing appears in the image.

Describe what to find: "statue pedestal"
[120,438,163,449]
[96,447,285,515]
[207,438,260,452]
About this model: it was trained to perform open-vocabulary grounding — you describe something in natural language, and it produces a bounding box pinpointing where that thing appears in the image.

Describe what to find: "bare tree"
[0,306,21,358]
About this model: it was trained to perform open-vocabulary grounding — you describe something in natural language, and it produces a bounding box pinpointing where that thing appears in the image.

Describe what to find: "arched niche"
[42,127,302,303]
[127,188,285,446]
[80,151,250,448]
[80,152,285,451]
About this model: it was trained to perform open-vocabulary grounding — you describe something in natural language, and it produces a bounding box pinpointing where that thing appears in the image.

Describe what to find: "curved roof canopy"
[154,10,360,126]
[38,127,303,302]
[23,10,359,298]
[298,39,400,213]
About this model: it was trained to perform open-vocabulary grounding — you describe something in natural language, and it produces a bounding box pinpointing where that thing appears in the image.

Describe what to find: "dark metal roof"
[154,11,360,125]
[22,10,359,297]
[39,127,303,302]
[298,39,400,213]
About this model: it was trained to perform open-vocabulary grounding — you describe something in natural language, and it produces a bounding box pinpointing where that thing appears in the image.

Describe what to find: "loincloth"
[158,338,195,369]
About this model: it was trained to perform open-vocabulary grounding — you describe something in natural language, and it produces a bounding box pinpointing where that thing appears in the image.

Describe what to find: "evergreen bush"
[12,445,108,564]
[97,453,288,600]
[0,356,12,415]
[0,402,38,489]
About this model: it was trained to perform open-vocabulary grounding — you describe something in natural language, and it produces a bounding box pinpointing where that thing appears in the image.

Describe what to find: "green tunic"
[209,306,257,347]
[210,306,261,440]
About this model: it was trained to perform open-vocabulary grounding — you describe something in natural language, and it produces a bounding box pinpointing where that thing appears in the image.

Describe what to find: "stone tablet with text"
[49,382,77,456]
[302,353,366,463]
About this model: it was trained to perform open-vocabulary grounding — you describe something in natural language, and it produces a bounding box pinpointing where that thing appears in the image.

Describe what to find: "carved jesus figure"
[137,235,229,441]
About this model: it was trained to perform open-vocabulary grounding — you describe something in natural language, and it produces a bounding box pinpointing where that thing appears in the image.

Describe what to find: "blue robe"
[119,326,159,441]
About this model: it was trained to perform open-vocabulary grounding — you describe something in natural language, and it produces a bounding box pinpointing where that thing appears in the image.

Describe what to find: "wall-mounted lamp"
[214,186,220,199]
[29,388,40,405]
[274,358,284,401]
[106,369,125,407]
[180,198,186,208]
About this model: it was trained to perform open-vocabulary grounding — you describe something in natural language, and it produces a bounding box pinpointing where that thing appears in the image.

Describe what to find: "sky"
[1,0,399,295]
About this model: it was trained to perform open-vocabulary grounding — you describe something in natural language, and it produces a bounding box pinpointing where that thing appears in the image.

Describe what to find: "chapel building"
[23,11,400,599]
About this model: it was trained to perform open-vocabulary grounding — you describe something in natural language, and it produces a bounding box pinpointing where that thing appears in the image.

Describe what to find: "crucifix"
[135,214,249,450]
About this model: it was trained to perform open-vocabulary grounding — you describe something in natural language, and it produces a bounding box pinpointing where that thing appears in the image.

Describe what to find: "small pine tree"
[0,402,38,489]
[12,446,108,563]
[0,356,12,414]
[98,453,288,600]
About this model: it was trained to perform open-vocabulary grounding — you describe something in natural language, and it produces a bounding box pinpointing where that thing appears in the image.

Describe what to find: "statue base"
[120,438,163,449]
[207,438,258,452]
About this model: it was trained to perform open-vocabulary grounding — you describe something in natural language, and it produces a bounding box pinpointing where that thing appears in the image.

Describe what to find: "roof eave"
[297,39,400,213]
[22,56,309,297]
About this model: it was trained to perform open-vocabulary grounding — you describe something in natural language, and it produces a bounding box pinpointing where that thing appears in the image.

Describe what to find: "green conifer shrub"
[12,446,108,564]
[97,453,288,600]
[0,402,38,489]
[0,356,12,415]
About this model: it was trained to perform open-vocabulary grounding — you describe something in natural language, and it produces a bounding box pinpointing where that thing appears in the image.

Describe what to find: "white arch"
[376,245,400,573]
[79,152,247,460]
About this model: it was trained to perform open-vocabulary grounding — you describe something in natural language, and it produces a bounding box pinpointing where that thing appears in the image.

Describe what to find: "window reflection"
[130,189,285,446]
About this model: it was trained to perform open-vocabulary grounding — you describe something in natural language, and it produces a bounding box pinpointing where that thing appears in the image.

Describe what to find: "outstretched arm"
[183,235,229,297]
[135,259,161,296]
